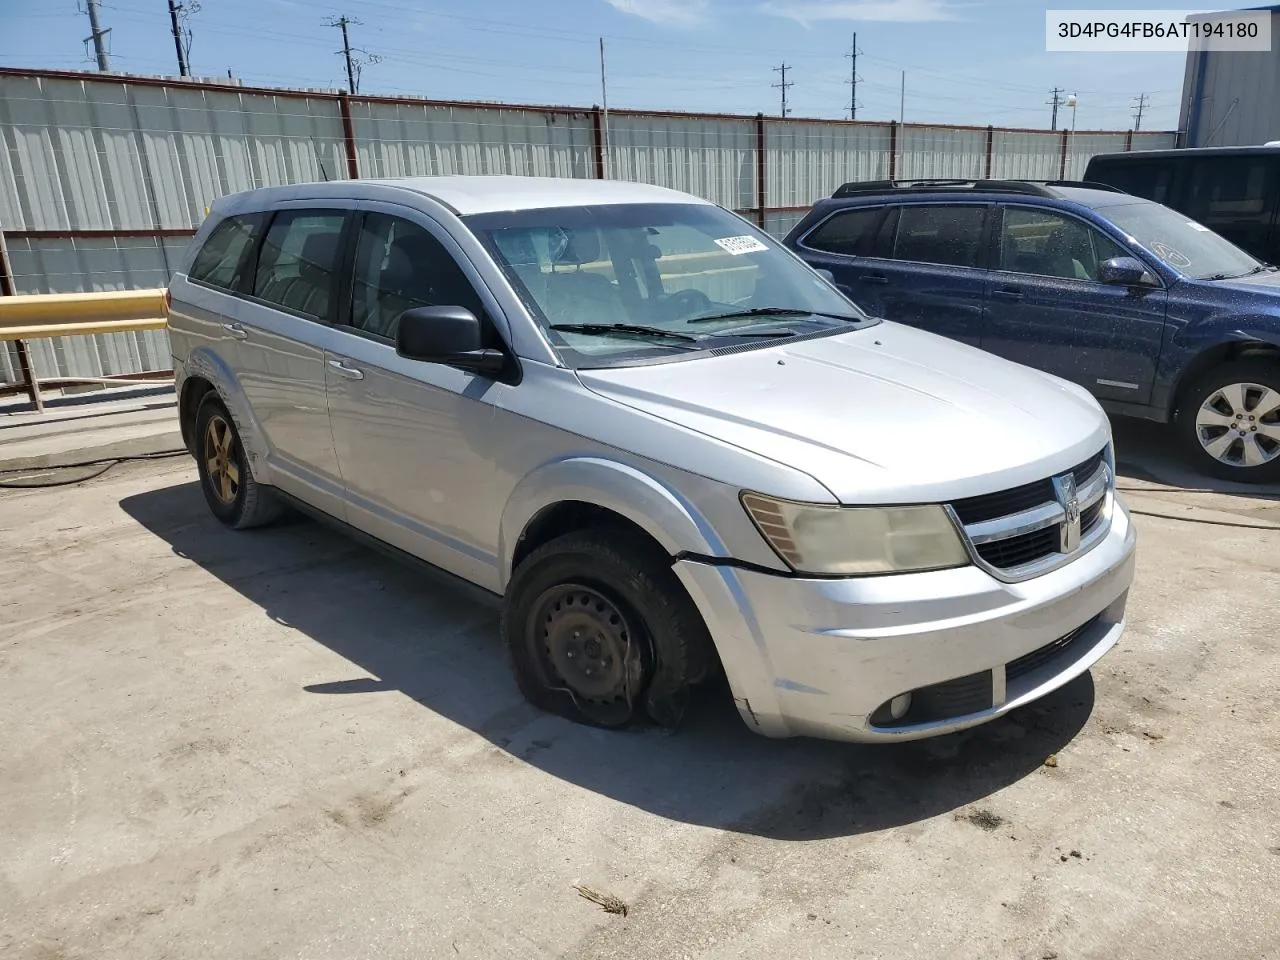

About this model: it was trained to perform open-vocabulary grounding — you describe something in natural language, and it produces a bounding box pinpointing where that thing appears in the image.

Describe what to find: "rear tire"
[1176,361,1280,484]
[194,395,283,529]
[501,528,716,731]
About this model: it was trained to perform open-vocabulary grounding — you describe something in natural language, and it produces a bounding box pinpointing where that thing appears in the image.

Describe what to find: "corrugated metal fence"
[0,68,1177,384]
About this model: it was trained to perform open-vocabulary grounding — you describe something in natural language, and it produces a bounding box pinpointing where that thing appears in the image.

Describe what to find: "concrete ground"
[1,418,1278,960]
[0,385,180,471]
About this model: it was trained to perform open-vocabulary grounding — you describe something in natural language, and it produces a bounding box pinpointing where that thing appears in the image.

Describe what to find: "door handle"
[992,288,1025,301]
[861,274,890,285]
[221,322,248,340]
[328,359,365,381]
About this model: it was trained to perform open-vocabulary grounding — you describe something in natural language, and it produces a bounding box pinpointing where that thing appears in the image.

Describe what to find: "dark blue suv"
[784,180,1280,483]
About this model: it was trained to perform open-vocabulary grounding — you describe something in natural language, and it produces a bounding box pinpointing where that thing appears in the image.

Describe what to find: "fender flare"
[182,346,272,482]
[497,455,730,589]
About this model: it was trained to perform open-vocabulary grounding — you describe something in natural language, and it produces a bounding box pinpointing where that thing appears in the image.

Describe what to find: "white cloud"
[759,0,969,25]
[605,0,712,28]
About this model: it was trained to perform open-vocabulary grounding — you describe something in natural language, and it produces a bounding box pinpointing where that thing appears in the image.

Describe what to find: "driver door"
[324,205,516,589]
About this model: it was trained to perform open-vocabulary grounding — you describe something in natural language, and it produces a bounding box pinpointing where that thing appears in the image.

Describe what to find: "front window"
[999,207,1129,282]
[1104,201,1263,281]
[465,202,872,368]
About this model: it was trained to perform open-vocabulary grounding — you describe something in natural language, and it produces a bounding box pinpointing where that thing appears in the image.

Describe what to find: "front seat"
[543,229,626,324]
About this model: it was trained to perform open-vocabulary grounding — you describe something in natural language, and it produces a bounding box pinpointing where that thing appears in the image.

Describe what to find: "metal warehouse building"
[1180,5,1280,146]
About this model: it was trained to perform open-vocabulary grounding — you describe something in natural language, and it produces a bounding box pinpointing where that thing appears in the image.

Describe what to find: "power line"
[325,15,380,94]
[1132,92,1149,131]
[773,62,793,118]
[82,0,111,71]
[846,32,861,120]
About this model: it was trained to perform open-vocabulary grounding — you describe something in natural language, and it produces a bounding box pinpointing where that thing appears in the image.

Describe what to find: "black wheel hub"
[534,584,639,708]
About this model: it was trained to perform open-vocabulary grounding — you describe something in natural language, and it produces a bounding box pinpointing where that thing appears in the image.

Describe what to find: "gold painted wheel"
[203,413,241,505]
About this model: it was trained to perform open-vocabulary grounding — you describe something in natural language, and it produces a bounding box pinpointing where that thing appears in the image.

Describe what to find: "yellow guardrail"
[0,288,170,412]
[0,288,168,341]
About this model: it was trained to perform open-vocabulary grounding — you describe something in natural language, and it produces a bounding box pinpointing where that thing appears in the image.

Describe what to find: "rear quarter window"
[188,214,262,291]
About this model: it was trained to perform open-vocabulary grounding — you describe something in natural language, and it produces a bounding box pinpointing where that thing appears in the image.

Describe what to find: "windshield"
[464,202,872,367]
[1104,201,1262,280]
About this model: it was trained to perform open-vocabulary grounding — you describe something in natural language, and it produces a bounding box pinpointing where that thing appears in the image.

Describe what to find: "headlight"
[741,492,970,576]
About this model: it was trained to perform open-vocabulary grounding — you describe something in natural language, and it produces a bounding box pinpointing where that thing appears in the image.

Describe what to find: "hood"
[1193,268,1280,300]
[577,322,1110,504]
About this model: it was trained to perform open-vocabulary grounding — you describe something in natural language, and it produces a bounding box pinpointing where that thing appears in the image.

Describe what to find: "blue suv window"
[803,206,883,255]
[891,205,987,268]
[999,208,1127,282]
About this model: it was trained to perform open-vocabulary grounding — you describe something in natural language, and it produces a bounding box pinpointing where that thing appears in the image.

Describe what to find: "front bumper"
[674,498,1136,742]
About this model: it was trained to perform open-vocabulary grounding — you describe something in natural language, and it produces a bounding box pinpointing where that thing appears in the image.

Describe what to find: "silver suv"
[167,175,1137,742]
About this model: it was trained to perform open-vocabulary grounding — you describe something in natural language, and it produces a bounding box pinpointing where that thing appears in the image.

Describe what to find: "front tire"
[1177,361,1280,484]
[194,395,283,529]
[501,528,715,731]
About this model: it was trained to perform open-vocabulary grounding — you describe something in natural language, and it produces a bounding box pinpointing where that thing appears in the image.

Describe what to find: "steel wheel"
[1193,380,1280,469]
[528,582,647,726]
[203,412,241,505]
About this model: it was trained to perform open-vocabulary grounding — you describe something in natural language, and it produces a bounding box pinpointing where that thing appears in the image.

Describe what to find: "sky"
[0,0,1198,131]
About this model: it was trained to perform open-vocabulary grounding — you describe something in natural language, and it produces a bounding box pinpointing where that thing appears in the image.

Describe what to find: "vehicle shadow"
[1110,415,1280,500]
[120,481,1095,842]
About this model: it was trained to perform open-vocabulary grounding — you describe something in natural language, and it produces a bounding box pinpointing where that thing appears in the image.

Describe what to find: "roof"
[1088,146,1280,163]
[364,175,709,214]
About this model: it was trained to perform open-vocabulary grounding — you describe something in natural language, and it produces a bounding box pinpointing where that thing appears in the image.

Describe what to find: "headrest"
[555,228,601,265]
[299,231,341,270]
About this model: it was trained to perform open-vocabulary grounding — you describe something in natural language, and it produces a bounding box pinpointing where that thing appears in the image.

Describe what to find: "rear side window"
[253,210,347,320]
[188,214,261,290]
[892,205,987,268]
[802,207,882,255]
[1186,157,1276,219]
[1088,160,1175,204]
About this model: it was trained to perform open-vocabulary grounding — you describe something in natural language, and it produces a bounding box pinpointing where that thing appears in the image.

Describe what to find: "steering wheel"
[666,288,714,320]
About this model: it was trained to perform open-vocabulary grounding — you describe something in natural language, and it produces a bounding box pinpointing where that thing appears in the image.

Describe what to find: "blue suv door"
[981,204,1168,405]
[858,202,991,345]
[794,202,991,345]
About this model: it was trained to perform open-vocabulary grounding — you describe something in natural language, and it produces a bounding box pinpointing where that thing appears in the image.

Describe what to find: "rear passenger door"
[1183,155,1280,264]
[857,203,991,346]
[792,205,888,313]
[981,205,1168,404]
[236,203,356,517]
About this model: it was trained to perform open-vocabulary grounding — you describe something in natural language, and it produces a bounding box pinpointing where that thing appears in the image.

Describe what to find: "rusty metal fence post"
[755,113,767,228]
[0,228,42,412]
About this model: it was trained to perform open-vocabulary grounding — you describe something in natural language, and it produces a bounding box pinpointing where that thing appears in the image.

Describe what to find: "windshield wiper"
[1203,265,1271,281]
[685,307,860,325]
[549,322,701,343]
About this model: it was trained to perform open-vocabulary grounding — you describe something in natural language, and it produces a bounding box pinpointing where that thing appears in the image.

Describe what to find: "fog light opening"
[889,693,912,720]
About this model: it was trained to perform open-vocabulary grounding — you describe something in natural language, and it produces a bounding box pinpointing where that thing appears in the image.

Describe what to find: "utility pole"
[326,16,379,95]
[773,62,793,118]
[83,0,111,72]
[1048,87,1066,131]
[599,38,611,179]
[335,16,357,94]
[899,70,906,125]
[846,32,861,120]
[168,0,189,76]
[1132,92,1149,131]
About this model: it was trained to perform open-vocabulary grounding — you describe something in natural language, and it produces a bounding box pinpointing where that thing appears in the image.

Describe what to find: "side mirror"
[396,306,505,376]
[1098,256,1156,287]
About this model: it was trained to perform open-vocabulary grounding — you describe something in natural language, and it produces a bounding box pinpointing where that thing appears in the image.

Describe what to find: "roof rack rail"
[831,179,1057,199]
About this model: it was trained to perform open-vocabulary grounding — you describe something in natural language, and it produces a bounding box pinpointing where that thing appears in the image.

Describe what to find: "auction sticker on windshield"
[715,235,769,256]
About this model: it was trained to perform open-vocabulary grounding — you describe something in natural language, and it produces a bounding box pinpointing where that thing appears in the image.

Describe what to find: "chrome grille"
[949,447,1113,581]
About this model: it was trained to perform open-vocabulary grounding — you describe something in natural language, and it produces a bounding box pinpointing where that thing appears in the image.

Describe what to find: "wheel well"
[1171,341,1280,419]
[179,376,216,453]
[511,501,673,574]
